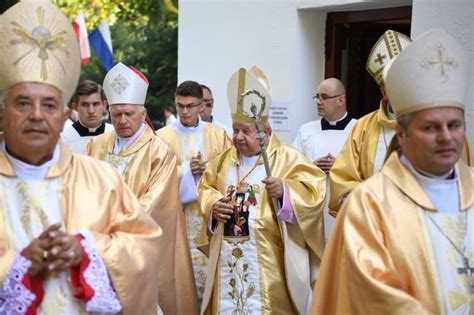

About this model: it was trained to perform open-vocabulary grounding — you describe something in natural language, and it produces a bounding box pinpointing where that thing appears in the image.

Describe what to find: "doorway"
[324,6,412,118]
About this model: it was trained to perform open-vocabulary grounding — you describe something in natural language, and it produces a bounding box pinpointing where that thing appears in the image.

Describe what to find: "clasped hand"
[23,223,83,278]
[190,151,207,176]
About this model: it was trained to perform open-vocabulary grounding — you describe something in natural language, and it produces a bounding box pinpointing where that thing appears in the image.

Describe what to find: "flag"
[89,22,115,71]
[72,10,90,65]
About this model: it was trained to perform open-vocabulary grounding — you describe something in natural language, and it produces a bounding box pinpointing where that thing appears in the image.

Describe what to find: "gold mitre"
[227,66,272,124]
[0,0,81,102]
[366,30,411,86]
[383,28,466,117]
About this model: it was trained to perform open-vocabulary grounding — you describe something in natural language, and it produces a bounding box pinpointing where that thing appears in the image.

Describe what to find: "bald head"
[315,78,347,121]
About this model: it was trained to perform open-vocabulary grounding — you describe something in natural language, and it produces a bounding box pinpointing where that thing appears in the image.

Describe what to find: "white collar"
[400,154,458,182]
[172,116,204,135]
[78,119,101,132]
[326,112,347,126]
[113,123,146,154]
[3,143,61,180]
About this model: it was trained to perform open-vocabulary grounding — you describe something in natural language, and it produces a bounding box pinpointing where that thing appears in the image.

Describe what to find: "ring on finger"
[42,250,48,261]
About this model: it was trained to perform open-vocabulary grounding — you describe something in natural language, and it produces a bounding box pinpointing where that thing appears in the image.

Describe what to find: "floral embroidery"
[79,230,122,313]
[226,246,255,314]
[0,254,36,315]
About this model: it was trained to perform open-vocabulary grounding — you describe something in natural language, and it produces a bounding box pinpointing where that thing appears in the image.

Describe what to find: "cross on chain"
[427,44,457,79]
[374,52,386,65]
[457,257,474,294]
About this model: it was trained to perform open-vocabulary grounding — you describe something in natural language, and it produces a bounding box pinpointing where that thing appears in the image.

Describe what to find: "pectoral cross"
[457,257,474,294]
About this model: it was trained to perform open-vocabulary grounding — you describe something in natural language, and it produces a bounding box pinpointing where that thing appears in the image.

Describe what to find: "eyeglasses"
[312,94,341,102]
[175,101,202,110]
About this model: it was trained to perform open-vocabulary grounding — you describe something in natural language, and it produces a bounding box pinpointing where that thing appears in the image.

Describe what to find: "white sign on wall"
[268,101,291,131]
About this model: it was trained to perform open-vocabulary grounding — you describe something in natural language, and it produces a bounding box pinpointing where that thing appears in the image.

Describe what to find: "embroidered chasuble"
[198,135,326,314]
[156,120,231,300]
[292,116,356,240]
[310,152,474,315]
[0,143,161,314]
[87,125,199,314]
[328,101,473,216]
[61,120,113,154]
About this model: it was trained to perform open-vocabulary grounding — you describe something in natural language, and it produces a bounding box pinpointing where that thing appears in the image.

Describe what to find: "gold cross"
[425,43,457,82]
[374,53,386,65]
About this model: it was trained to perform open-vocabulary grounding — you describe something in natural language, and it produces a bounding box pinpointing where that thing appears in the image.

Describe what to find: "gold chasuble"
[329,101,472,216]
[198,134,326,314]
[156,121,231,299]
[0,143,161,314]
[311,152,474,314]
[86,125,199,314]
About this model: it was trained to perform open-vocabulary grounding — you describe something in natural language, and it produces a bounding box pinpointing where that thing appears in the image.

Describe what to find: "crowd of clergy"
[0,1,472,314]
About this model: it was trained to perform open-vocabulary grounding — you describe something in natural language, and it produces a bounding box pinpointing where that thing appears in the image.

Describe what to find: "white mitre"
[103,62,149,105]
[366,30,411,86]
[383,28,466,117]
[227,65,272,124]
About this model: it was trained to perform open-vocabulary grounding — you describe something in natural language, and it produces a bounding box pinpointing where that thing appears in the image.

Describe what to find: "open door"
[325,6,412,118]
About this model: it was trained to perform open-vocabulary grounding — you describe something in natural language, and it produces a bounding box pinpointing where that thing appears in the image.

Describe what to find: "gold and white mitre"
[0,0,81,102]
[383,28,466,117]
[366,30,411,86]
[103,62,149,106]
[227,66,272,124]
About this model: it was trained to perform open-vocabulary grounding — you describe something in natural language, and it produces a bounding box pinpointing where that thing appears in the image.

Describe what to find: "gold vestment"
[87,126,199,314]
[198,134,326,314]
[0,143,161,314]
[311,152,474,314]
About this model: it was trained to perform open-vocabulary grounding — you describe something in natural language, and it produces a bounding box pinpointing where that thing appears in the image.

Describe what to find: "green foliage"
[1,0,178,121]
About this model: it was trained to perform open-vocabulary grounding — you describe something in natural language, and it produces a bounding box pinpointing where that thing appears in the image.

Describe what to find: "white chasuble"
[0,177,83,314]
[420,209,474,314]
[217,157,266,314]
[177,126,209,300]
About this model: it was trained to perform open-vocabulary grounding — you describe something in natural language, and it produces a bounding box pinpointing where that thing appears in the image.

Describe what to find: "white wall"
[178,0,413,144]
[411,0,474,150]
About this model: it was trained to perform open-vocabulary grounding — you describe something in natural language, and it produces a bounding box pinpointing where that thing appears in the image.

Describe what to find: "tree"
[1,0,179,121]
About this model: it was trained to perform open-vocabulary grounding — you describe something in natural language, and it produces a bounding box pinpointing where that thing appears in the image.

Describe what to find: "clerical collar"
[321,112,352,130]
[73,120,106,136]
[400,154,457,181]
[113,123,146,155]
[3,143,61,180]
[172,116,204,135]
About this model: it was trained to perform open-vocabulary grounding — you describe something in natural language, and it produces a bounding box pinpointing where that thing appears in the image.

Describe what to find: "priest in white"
[292,78,356,239]
[61,80,113,154]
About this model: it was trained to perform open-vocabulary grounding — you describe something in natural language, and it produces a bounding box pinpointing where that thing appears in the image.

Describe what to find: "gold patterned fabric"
[156,122,231,300]
[198,134,326,314]
[329,101,472,216]
[0,0,81,102]
[0,142,161,314]
[86,126,199,314]
[310,152,474,314]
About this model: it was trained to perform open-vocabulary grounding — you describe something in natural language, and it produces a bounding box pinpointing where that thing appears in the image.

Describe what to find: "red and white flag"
[73,10,91,65]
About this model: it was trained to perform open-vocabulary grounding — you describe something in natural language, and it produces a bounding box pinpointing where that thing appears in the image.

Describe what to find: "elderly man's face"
[110,104,146,138]
[232,121,270,157]
[2,82,67,165]
[397,107,465,175]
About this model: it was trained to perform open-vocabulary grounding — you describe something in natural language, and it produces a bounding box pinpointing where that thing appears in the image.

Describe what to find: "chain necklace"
[425,212,474,293]
[236,154,261,188]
